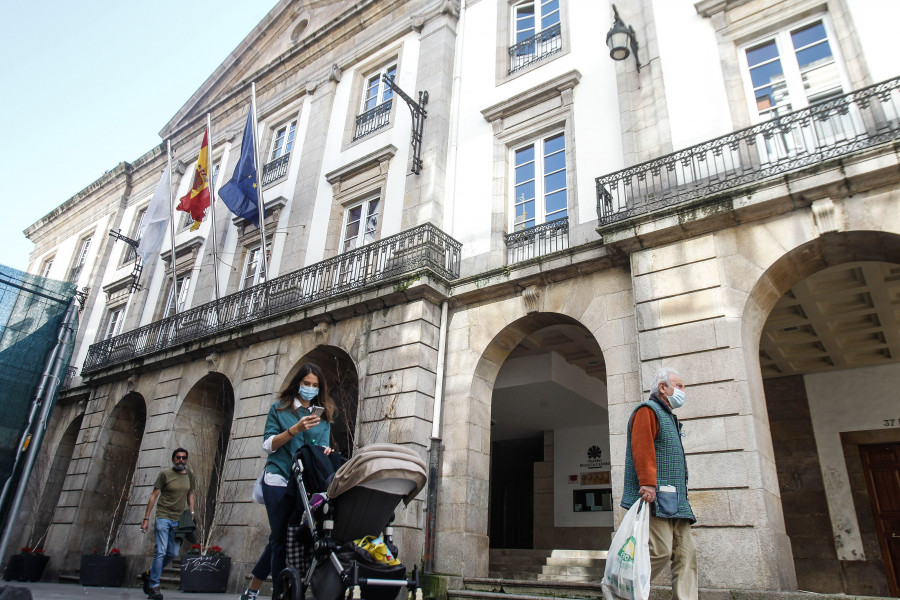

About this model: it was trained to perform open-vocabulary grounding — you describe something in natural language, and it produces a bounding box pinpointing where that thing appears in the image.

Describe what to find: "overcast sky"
[0,2,276,271]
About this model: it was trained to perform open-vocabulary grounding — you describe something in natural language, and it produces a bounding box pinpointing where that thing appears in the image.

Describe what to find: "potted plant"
[80,547,126,587]
[180,544,231,593]
[3,547,50,582]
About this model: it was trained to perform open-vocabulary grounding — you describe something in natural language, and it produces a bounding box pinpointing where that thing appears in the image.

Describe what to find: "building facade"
[14,0,900,595]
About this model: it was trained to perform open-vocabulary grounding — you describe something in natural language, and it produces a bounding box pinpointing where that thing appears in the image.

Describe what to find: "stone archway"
[81,392,146,553]
[174,373,235,549]
[741,231,900,596]
[484,313,611,578]
[283,346,358,457]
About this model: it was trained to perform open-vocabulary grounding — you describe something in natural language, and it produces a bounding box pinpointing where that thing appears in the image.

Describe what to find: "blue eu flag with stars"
[219,111,263,227]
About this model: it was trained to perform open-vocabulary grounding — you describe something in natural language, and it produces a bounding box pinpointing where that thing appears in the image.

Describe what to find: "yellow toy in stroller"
[273,443,427,600]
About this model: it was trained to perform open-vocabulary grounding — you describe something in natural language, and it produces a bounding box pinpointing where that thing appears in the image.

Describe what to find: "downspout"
[424,300,449,574]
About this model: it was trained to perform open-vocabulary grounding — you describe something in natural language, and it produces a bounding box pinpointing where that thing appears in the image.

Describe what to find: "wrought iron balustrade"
[261,153,291,187]
[505,218,569,264]
[82,223,461,373]
[596,76,900,226]
[508,23,562,74]
[354,100,393,140]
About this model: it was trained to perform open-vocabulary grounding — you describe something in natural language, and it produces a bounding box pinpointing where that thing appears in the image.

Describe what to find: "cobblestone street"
[1,582,234,600]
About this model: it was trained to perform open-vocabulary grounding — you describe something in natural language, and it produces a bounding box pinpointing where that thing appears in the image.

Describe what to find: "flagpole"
[250,82,269,282]
[206,114,222,302]
[166,140,180,316]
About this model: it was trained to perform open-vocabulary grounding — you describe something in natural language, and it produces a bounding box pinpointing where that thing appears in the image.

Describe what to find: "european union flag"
[218,112,263,227]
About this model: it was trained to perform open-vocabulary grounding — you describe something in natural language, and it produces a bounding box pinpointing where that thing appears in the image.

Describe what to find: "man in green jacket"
[140,448,195,600]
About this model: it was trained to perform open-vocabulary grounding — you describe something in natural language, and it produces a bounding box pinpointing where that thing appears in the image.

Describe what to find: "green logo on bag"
[618,536,636,563]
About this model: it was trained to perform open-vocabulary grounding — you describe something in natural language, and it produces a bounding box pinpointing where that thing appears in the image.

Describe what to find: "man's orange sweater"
[631,405,661,487]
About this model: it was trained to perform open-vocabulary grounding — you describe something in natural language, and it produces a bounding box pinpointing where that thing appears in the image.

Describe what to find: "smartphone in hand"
[309,405,324,418]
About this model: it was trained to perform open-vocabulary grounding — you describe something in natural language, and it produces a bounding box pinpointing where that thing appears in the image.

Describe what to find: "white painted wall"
[554,424,613,527]
[653,0,732,150]
[804,362,900,561]
[848,1,900,83]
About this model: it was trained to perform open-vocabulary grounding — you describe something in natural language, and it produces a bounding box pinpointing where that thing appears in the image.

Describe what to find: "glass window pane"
[791,22,826,49]
[515,181,535,203]
[345,220,360,240]
[544,133,565,154]
[515,162,535,185]
[544,170,566,193]
[795,42,833,69]
[545,189,567,214]
[749,60,785,88]
[746,41,778,67]
[347,205,362,223]
[515,200,535,224]
[544,150,565,173]
[542,0,559,13]
[515,145,535,165]
[367,198,380,216]
[546,209,567,222]
[541,11,559,29]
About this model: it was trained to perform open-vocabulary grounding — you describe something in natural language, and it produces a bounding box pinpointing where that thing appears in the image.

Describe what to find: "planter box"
[180,555,231,593]
[80,554,127,587]
[3,554,49,582]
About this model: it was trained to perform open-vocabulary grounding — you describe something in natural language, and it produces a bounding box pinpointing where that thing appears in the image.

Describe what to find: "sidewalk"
[0,582,236,599]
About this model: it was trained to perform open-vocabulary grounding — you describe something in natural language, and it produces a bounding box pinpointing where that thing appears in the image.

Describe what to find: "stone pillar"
[629,233,797,590]
[360,299,442,563]
[401,8,459,229]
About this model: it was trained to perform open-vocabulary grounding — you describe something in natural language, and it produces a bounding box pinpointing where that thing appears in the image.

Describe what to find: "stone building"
[14,0,900,596]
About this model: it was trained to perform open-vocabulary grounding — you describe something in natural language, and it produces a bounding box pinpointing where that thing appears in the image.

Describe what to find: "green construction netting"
[0,264,77,506]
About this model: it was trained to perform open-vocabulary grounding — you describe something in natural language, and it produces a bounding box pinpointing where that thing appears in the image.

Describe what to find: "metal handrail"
[261,153,291,187]
[82,223,462,373]
[505,218,569,264]
[596,76,900,225]
[354,100,393,140]
[508,23,562,74]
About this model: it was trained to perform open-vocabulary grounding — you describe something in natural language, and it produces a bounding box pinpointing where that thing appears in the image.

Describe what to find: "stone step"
[544,556,606,568]
[488,571,540,581]
[538,565,604,578]
[548,549,607,559]
[454,579,899,600]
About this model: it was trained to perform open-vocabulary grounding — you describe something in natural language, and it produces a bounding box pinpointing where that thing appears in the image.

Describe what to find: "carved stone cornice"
[481,70,581,124]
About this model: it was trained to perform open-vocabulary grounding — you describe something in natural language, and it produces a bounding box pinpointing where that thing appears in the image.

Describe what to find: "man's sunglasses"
[174,456,188,462]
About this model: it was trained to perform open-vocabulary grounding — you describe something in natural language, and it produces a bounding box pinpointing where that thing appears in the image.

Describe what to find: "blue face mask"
[668,388,686,409]
[299,385,319,402]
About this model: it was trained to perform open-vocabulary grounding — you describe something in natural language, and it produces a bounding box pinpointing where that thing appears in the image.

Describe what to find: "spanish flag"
[176,130,211,231]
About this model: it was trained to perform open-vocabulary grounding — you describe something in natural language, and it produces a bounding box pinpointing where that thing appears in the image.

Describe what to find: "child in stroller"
[272,443,427,600]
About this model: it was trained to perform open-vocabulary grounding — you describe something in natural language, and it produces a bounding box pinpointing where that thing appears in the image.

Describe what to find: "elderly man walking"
[621,367,697,599]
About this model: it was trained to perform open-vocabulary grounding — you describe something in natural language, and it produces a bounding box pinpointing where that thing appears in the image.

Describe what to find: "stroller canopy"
[327,443,426,505]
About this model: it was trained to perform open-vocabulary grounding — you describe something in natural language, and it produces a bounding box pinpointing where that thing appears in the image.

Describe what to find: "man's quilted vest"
[622,394,696,522]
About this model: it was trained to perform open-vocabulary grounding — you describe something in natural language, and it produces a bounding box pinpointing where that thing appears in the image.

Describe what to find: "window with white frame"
[240,243,271,290]
[509,0,562,74]
[162,274,191,318]
[354,64,397,140]
[124,207,147,264]
[103,307,125,340]
[262,122,296,187]
[741,18,845,121]
[69,236,92,283]
[341,197,380,252]
[40,257,54,279]
[512,132,567,231]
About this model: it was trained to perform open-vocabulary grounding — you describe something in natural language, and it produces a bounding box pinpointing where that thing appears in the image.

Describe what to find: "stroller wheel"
[274,566,305,600]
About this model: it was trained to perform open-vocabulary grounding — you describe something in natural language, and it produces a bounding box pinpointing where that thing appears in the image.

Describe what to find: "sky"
[0,2,278,272]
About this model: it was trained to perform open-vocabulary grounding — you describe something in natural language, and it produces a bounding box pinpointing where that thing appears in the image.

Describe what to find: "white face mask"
[668,388,686,409]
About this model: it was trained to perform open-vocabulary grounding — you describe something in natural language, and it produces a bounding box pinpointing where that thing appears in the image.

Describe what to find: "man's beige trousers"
[648,515,698,600]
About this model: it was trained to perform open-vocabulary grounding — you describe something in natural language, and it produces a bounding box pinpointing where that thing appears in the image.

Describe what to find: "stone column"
[400,7,459,229]
[629,233,797,590]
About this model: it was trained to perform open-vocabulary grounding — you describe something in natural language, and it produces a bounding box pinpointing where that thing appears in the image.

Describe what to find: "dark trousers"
[250,481,293,581]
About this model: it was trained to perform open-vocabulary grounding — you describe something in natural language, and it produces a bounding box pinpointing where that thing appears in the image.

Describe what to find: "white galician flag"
[136,165,171,263]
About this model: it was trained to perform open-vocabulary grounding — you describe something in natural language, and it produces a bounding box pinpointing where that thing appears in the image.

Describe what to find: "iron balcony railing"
[508,23,562,75]
[505,217,569,264]
[354,100,393,140]
[261,153,291,187]
[596,76,900,226]
[82,223,461,373]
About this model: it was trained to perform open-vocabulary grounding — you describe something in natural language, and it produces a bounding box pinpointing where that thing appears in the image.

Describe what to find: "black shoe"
[141,570,150,595]
[148,587,164,600]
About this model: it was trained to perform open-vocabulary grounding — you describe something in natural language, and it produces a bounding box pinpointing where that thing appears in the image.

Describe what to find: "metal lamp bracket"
[108,229,144,293]
[382,75,428,175]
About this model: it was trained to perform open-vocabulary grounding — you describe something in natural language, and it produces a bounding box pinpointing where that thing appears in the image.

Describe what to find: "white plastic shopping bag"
[601,499,651,600]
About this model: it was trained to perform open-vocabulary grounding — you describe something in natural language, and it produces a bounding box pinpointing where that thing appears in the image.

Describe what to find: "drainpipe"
[424,300,449,573]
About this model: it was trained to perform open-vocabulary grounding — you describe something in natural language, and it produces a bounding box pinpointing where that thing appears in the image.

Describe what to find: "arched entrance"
[288,346,358,456]
[745,231,900,596]
[483,313,610,579]
[82,393,146,553]
[175,373,235,550]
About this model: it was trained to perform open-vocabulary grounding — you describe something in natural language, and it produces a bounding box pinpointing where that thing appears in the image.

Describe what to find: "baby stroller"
[273,443,427,600]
